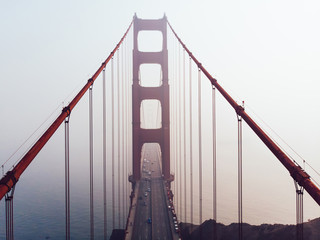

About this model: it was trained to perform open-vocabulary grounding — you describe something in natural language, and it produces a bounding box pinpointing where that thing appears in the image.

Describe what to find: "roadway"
[130,143,179,240]
[131,167,152,240]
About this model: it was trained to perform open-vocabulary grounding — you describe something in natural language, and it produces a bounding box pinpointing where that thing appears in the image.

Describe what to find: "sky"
[1,0,320,228]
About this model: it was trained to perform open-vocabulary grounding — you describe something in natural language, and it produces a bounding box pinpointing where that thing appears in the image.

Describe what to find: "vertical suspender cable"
[183,49,187,222]
[170,39,177,193]
[5,196,8,240]
[126,37,129,222]
[300,190,303,240]
[5,196,10,240]
[198,68,202,225]
[102,68,107,239]
[117,49,121,228]
[171,36,176,203]
[169,36,173,188]
[296,187,298,236]
[171,37,174,200]
[121,44,125,228]
[111,57,115,230]
[178,43,182,219]
[127,34,131,220]
[89,85,94,240]
[171,35,175,191]
[176,41,179,212]
[174,40,178,211]
[237,114,243,240]
[212,86,217,240]
[65,116,70,240]
[5,196,9,240]
[189,56,193,225]
[124,38,128,224]
[10,197,13,240]
[126,36,130,217]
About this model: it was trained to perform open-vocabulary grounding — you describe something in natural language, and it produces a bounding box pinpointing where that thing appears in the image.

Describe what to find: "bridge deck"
[128,143,179,240]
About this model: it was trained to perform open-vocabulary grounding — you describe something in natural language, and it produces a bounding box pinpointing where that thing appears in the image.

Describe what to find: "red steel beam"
[167,21,320,206]
[0,20,133,201]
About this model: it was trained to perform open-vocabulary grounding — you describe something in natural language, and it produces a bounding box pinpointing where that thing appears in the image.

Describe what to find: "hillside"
[180,218,320,240]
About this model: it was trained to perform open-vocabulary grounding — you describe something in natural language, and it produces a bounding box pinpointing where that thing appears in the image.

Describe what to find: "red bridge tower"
[131,14,170,182]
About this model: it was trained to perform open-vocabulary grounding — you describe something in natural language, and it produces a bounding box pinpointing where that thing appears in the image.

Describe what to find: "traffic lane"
[132,175,151,239]
[151,143,172,240]
[151,179,172,240]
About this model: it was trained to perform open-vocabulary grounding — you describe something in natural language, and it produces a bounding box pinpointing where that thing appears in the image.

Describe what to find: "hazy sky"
[1,0,320,226]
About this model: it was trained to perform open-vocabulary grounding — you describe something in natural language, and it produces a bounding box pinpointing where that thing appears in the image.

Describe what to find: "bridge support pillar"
[132,14,170,182]
[5,185,15,240]
[294,181,304,240]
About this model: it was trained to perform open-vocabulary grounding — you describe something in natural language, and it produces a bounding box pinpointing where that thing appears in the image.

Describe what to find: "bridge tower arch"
[132,14,170,182]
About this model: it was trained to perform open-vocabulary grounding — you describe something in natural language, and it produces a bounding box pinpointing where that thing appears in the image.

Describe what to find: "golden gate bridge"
[0,14,319,240]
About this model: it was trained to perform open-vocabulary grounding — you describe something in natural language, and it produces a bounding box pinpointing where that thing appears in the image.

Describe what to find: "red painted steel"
[167,21,320,206]
[0,20,133,201]
[132,14,170,181]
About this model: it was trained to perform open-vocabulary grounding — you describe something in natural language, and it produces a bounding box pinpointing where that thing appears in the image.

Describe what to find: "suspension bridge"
[0,14,319,240]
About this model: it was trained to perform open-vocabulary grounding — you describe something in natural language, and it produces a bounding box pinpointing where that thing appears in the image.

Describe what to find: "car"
[144,192,148,197]
[147,217,152,224]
